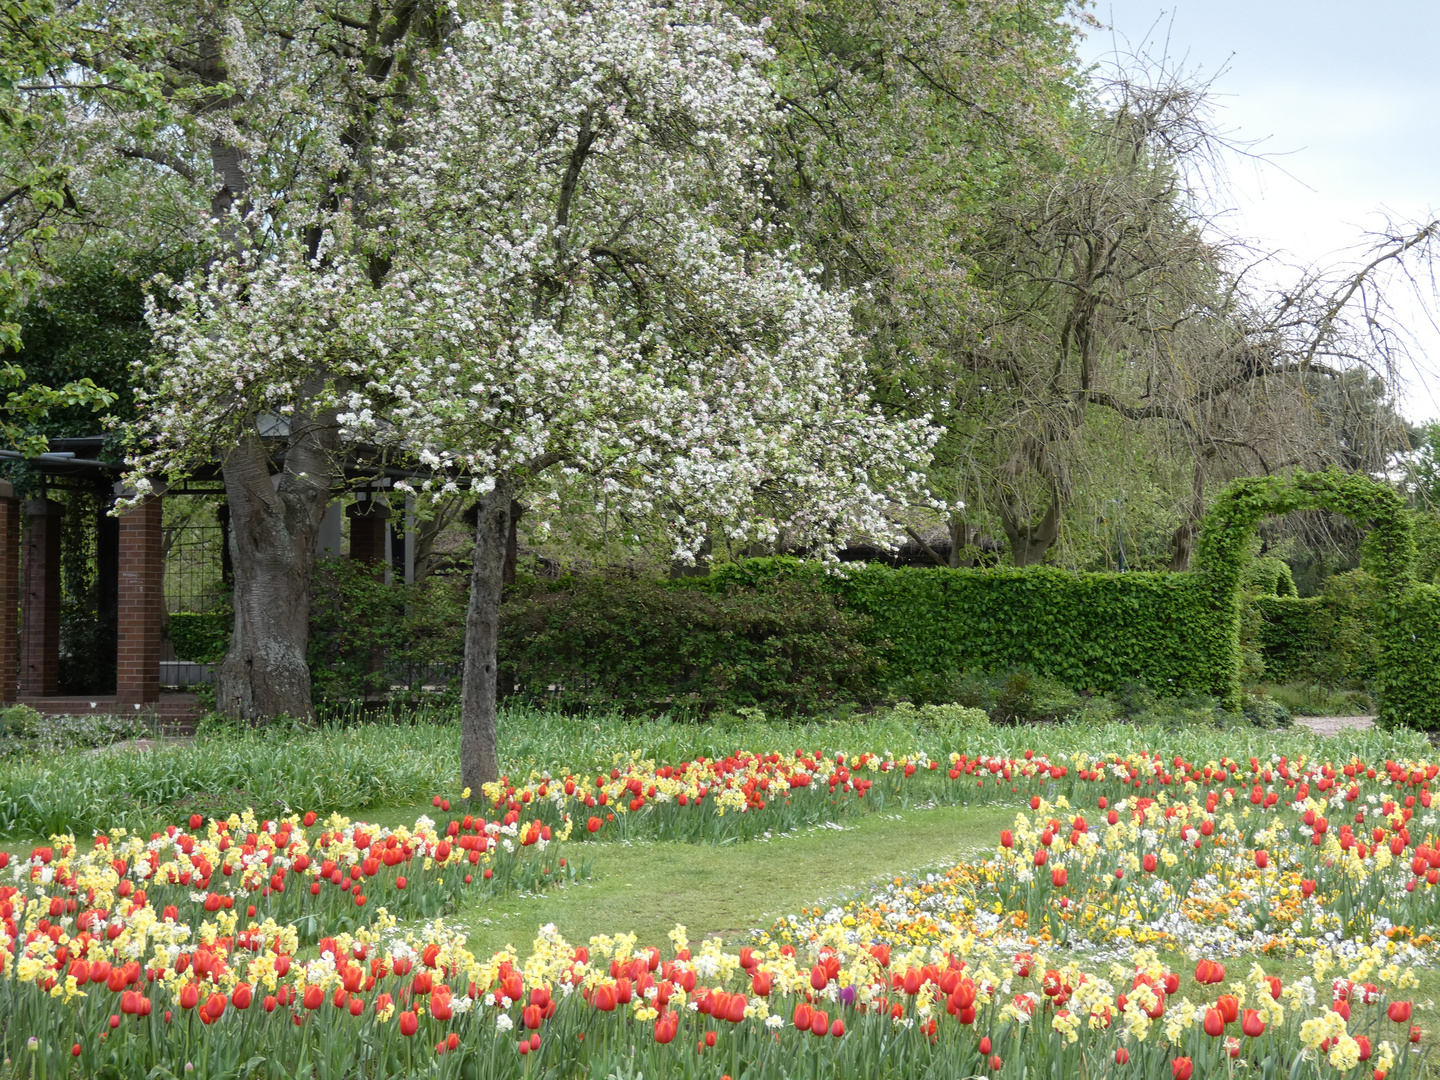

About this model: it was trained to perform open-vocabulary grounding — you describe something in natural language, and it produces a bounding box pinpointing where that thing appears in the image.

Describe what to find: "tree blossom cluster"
[127,0,939,557]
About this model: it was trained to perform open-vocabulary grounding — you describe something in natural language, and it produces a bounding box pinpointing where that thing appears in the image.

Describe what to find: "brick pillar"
[0,482,18,702]
[20,498,62,696]
[117,494,163,704]
[347,500,390,565]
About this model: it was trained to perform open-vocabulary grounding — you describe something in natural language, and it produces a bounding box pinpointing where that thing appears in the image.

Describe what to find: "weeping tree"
[334,0,940,790]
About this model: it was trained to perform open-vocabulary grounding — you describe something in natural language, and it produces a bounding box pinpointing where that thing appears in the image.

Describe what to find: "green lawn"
[449,802,1015,957]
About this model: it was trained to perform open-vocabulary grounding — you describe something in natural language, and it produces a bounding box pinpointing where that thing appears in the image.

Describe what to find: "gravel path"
[1292,715,1375,736]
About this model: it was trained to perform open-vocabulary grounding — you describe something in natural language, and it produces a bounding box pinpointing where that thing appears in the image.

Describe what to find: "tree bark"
[217,419,336,720]
[460,480,514,792]
[1169,451,1214,572]
[999,487,1061,567]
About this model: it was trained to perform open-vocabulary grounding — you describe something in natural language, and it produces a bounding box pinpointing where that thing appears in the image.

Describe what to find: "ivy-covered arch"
[1194,469,1439,729]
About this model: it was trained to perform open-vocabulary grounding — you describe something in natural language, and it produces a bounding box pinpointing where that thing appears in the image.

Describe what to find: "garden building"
[0,436,416,721]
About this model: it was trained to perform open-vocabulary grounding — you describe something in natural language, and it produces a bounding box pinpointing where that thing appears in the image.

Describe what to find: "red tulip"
[809,1008,829,1036]
[1238,1008,1261,1042]
[1203,1007,1224,1037]
[1172,1057,1193,1080]
[1051,867,1067,888]
[303,985,324,1011]
[1194,960,1225,985]
[1217,995,1238,1023]
[1115,1048,1130,1064]
[810,964,828,991]
[1389,1001,1413,1024]
[399,1010,418,1037]
[1254,850,1269,869]
[1143,853,1157,873]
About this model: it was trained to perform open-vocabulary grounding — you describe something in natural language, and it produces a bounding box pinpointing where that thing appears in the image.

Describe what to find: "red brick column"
[347,500,390,566]
[117,494,163,704]
[20,498,62,697]
[0,482,18,702]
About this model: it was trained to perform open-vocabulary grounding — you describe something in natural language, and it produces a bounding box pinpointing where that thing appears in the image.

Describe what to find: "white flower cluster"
[128,0,938,550]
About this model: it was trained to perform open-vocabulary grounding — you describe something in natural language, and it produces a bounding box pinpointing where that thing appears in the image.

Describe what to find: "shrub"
[307,560,467,702]
[1243,556,1298,597]
[1382,581,1440,730]
[500,574,879,716]
[0,706,152,759]
[707,559,1234,698]
[167,610,232,662]
[1253,571,1380,688]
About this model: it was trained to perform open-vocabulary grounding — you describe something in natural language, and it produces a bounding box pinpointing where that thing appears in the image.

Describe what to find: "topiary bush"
[1194,469,1431,728]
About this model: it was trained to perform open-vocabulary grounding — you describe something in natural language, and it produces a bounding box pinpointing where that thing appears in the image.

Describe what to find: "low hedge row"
[695,559,1232,697]
[499,574,876,715]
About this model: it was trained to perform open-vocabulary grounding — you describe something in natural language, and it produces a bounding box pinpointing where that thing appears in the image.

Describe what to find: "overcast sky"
[1076,1,1440,423]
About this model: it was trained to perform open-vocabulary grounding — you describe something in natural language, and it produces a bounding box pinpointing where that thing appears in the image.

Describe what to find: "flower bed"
[0,917,1427,1078]
[774,751,1440,961]
[3,744,1438,1078]
[2,802,574,949]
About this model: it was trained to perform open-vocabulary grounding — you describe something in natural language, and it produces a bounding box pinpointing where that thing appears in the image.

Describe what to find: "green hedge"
[1253,596,1327,683]
[499,574,877,715]
[703,558,1233,696]
[167,611,231,663]
[1384,583,1440,729]
[836,564,1229,695]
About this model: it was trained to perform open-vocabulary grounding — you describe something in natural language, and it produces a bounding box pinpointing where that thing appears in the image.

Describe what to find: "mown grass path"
[449,802,1015,956]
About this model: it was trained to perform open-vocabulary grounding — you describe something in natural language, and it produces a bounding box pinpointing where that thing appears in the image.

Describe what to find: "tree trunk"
[217,423,336,720]
[1169,453,1211,572]
[460,480,513,793]
[998,488,1061,567]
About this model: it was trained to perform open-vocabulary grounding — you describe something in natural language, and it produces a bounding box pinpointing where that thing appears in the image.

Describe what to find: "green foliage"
[167,611,232,663]
[500,574,879,716]
[829,562,1233,697]
[307,559,467,702]
[1381,582,1440,732]
[1260,682,1373,718]
[0,706,151,759]
[883,701,991,736]
[1195,469,1429,727]
[1254,571,1391,691]
[1253,596,1328,684]
[1243,556,1297,596]
[1415,510,1440,585]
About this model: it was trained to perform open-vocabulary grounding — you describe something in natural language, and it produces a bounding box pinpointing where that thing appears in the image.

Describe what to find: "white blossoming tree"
[340,0,940,788]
